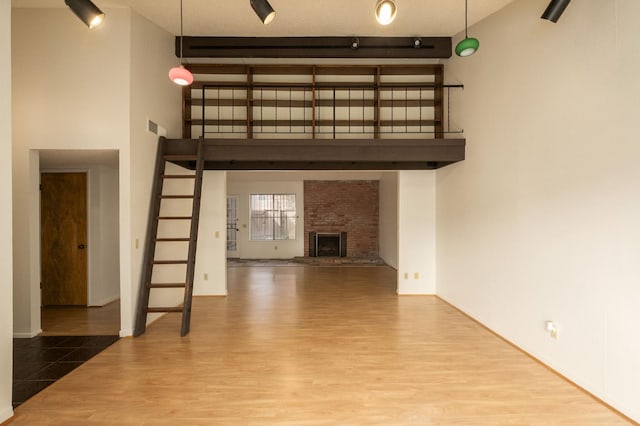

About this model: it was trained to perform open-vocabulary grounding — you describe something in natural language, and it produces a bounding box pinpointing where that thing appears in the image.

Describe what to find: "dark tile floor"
[13,335,119,408]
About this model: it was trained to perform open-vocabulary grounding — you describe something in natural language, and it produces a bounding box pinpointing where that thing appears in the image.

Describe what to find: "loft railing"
[182,64,463,140]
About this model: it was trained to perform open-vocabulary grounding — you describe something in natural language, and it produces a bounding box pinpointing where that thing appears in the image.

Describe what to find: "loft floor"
[163,137,465,171]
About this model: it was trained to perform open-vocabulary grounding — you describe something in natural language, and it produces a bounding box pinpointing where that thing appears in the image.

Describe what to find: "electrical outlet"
[215,231,220,239]
[135,239,139,249]
[545,321,559,339]
[403,273,409,279]
[204,273,208,280]
[414,272,419,280]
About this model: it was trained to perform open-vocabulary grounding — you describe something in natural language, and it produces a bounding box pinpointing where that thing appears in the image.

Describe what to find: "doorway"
[40,172,88,306]
[36,149,121,336]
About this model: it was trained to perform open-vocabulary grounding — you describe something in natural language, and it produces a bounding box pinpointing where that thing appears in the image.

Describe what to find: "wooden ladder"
[134,137,204,337]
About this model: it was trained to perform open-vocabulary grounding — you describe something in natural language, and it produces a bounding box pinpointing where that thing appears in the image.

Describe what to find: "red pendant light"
[169,0,193,86]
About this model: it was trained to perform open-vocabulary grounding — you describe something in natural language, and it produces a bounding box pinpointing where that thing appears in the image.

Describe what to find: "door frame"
[226,195,240,258]
[40,168,92,307]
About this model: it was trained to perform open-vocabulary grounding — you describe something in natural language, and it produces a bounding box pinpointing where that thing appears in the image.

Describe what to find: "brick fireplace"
[304,180,379,258]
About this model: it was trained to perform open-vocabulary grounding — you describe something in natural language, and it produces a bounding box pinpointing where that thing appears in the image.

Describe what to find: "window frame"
[249,193,297,241]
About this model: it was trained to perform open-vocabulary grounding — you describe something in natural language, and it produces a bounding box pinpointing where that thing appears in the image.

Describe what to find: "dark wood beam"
[179,37,452,59]
[162,138,465,171]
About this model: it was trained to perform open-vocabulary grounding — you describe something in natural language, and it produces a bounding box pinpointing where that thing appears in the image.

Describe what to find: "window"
[250,194,297,241]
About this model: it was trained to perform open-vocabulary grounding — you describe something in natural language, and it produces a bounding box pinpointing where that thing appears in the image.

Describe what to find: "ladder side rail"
[180,138,205,336]
[134,137,168,336]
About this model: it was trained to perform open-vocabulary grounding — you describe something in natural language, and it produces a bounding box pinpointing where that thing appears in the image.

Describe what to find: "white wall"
[91,164,120,305]
[438,0,640,421]
[11,7,131,336]
[99,164,120,304]
[397,170,436,294]
[194,171,227,296]
[128,11,183,333]
[0,0,13,421]
[12,7,180,337]
[378,171,398,269]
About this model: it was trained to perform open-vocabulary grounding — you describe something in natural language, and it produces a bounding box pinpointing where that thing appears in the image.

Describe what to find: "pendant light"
[375,0,397,26]
[169,0,193,86]
[455,0,479,57]
[64,0,105,29]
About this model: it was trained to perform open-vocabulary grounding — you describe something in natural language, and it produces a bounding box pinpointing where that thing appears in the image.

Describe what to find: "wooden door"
[41,172,88,305]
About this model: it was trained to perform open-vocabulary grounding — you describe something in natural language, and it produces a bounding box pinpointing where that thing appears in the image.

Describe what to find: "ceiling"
[15,0,517,37]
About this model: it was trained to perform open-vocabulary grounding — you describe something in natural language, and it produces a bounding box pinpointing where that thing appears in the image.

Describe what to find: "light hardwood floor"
[40,300,120,336]
[12,266,633,425]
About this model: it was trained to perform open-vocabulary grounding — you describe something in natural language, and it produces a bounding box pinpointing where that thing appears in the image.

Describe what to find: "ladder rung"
[164,155,197,161]
[157,216,192,220]
[152,260,188,265]
[147,307,183,313]
[148,283,186,288]
[162,174,196,179]
[155,238,190,242]
[160,195,195,199]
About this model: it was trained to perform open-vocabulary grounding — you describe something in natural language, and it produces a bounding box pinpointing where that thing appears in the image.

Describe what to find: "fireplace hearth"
[309,232,347,257]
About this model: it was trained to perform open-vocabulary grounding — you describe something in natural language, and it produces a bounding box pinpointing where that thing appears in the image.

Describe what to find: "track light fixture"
[375,0,397,26]
[64,0,105,29]
[541,0,571,23]
[455,0,479,57]
[351,38,360,49]
[169,0,193,86]
[413,37,422,48]
[250,0,276,25]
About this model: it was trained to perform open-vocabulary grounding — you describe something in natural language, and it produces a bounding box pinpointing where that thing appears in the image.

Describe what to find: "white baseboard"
[119,328,133,338]
[13,329,42,338]
[88,295,120,307]
[0,405,14,424]
[193,291,228,297]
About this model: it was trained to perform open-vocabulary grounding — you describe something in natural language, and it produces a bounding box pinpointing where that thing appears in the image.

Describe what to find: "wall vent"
[147,119,159,135]
[147,119,167,137]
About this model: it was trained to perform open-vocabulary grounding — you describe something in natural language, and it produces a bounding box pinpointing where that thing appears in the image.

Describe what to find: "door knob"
[78,244,86,249]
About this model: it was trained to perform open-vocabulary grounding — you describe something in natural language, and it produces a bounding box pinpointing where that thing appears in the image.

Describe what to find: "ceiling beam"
[178,36,452,59]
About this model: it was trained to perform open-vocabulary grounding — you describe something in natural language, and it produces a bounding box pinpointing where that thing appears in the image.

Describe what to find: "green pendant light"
[455,0,479,57]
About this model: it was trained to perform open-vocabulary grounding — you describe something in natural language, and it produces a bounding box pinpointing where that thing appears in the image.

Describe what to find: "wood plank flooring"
[12,266,632,425]
[40,301,120,336]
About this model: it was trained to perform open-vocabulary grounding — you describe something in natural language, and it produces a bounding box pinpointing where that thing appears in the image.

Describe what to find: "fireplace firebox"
[309,232,347,257]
